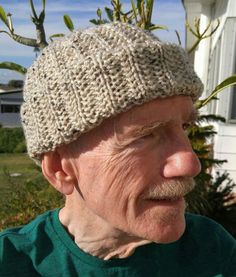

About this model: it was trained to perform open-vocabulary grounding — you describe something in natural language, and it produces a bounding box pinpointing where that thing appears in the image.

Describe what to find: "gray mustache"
[142,177,196,200]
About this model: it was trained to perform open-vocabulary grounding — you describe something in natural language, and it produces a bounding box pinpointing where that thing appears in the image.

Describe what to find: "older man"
[0,23,235,276]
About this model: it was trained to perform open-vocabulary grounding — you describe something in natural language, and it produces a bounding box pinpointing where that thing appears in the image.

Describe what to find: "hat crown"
[21,22,203,161]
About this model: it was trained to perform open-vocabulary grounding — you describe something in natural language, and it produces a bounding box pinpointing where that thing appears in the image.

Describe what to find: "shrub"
[14,141,27,153]
[0,128,26,153]
[0,172,63,230]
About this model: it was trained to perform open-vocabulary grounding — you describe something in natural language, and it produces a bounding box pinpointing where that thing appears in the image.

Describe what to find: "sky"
[0,0,186,84]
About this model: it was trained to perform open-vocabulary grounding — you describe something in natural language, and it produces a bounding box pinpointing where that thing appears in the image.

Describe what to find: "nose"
[161,134,201,179]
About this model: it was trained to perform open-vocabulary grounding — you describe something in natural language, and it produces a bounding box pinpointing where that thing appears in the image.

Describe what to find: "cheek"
[98,154,143,201]
[96,147,162,206]
[78,152,146,214]
[128,140,164,180]
[76,142,164,222]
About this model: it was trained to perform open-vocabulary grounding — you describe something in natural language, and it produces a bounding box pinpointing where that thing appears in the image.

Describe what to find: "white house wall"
[184,0,236,184]
[206,14,234,117]
[211,0,229,49]
[193,4,212,96]
[214,125,236,183]
[212,18,236,183]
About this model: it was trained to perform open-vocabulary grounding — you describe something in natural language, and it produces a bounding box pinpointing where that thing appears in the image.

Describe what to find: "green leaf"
[89,19,109,25]
[97,8,102,19]
[38,10,45,23]
[213,74,236,93]
[198,114,225,123]
[146,0,154,25]
[0,62,27,75]
[89,19,99,25]
[175,30,181,45]
[137,0,143,16]
[49,33,65,41]
[149,24,168,31]
[130,0,138,22]
[63,14,74,32]
[105,7,114,22]
[0,6,9,27]
[196,74,236,109]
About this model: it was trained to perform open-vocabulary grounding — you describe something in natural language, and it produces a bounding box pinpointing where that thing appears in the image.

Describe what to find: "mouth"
[142,177,195,206]
[144,197,185,206]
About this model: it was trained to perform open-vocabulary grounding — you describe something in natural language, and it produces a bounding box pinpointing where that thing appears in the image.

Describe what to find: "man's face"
[66,96,201,243]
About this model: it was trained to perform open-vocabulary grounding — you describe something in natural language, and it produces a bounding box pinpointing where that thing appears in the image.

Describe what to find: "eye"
[135,132,157,143]
[140,133,153,139]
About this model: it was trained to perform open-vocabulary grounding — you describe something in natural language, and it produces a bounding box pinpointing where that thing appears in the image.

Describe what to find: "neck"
[59,197,151,260]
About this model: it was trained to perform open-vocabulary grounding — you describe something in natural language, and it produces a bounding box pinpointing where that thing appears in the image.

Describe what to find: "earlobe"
[54,171,75,195]
[42,151,75,195]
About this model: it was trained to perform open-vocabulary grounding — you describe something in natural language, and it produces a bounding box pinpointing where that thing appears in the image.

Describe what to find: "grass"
[0,153,63,230]
[0,153,39,189]
[0,153,32,166]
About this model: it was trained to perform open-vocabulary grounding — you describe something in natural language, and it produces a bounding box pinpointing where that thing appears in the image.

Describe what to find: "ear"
[41,151,75,195]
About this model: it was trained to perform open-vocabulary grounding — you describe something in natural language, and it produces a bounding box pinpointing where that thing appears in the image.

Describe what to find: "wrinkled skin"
[42,96,201,259]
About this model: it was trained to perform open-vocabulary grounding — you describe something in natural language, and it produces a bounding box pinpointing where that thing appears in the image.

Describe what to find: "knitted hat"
[21,22,203,161]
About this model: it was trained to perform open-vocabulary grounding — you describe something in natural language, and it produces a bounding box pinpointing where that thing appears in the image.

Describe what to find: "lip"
[144,197,185,207]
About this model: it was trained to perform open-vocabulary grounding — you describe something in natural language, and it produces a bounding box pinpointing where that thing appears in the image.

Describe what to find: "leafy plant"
[0,1,47,49]
[186,18,220,54]
[186,113,234,211]
[0,128,26,153]
[89,0,167,31]
[0,62,27,74]
[184,110,236,237]
[196,75,236,109]
[63,14,74,32]
[0,167,63,230]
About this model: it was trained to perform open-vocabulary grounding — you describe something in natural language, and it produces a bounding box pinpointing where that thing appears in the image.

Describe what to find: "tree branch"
[30,0,48,49]
[35,23,48,48]
[11,33,37,47]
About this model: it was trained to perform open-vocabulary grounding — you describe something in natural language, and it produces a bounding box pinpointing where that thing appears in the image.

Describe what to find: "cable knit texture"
[21,22,204,161]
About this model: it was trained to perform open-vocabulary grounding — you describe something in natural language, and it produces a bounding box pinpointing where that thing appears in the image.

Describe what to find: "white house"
[183,0,236,183]
[0,89,23,128]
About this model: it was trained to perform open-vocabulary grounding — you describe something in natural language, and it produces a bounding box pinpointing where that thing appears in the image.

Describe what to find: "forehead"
[115,96,194,132]
[65,96,194,154]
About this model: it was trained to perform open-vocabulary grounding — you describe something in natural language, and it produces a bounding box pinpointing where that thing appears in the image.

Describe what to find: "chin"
[148,213,186,244]
[156,224,186,244]
[131,203,187,244]
[132,198,186,243]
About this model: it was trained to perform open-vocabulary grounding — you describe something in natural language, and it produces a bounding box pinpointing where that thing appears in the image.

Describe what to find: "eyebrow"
[126,108,199,139]
[127,121,164,139]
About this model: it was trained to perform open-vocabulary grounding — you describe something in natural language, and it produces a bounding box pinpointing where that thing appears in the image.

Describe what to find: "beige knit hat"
[21,22,203,161]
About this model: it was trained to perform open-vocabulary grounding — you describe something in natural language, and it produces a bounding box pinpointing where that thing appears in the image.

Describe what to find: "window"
[229,45,236,122]
[1,104,20,113]
[230,88,236,121]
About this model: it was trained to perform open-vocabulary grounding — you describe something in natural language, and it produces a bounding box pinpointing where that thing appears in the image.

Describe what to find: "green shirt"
[0,209,236,277]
